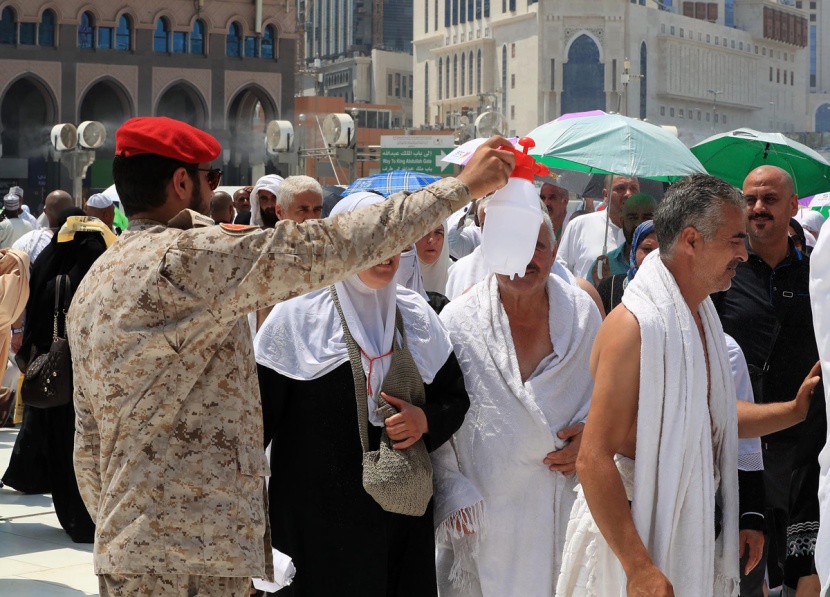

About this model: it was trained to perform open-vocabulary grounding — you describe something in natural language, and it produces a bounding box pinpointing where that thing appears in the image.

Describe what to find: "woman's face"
[357,253,402,289]
[415,226,445,265]
[788,225,805,252]
[634,233,658,267]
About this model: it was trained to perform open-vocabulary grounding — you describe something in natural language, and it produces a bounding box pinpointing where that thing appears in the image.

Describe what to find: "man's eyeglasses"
[190,167,223,191]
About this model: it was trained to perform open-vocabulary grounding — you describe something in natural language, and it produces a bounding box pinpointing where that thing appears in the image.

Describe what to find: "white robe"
[811,222,830,593]
[436,273,600,597]
[556,256,740,597]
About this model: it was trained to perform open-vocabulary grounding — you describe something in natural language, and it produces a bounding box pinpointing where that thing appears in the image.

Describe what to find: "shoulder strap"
[52,275,72,341]
[329,285,372,454]
[761,319,782,374]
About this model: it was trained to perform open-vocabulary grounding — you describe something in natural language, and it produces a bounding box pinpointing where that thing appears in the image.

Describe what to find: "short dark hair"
[654,173,743,257]
[113,154,197,216]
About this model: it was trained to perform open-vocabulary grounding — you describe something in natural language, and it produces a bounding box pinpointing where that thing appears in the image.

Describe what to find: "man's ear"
[169,167,191,205]
[274,205,284,220]
[678,226,701,254]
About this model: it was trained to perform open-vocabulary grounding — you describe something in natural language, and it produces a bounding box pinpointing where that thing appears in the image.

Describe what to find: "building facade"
[413,0,809,146]
[0,0,296,206]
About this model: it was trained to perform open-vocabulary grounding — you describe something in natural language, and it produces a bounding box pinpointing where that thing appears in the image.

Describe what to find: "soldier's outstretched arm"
[162,138,514,322]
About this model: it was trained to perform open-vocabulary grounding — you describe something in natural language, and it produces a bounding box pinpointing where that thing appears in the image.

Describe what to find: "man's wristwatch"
[11,328,23,334]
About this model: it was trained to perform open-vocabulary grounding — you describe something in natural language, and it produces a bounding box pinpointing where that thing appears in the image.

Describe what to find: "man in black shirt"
[715,165,822,595]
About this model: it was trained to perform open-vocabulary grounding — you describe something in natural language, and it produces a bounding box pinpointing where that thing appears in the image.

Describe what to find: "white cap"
[86,193,113,209]
[3,193,19,211]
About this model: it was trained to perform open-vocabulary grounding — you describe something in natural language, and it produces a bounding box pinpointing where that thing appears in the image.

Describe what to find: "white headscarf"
[417,223,451,296]
[250,174,284,227]
[797,209,827,238]
[397,246,428,299]
[253,191,452,426]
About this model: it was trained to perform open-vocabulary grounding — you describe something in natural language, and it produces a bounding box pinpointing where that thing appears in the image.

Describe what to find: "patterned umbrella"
[343,170,442,197]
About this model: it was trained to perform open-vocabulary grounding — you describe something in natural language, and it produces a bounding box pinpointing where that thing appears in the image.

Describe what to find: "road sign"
[380,135,455,175]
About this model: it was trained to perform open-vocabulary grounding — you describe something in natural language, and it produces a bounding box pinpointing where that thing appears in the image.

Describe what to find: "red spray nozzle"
[498,137,550,182]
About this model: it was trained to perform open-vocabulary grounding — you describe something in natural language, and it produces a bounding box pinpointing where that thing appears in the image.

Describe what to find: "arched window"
[78,11,95,49]
[116,15,131,50]
[461,53,466,96]
[817,103,830,133]
[445,55,450,101]
[191,19,204,55]
[453,55,459,97]
[39,9,56,47]
[438,58,443,100]
[0,8,16,45]
[639,42,648,119]
[261,25,275,59]
[227,22,241,57]
[476,49,482,94]
[425,62,430,122]
[468,51,473,95]
[562,34,605,115]
[154,18,170,53]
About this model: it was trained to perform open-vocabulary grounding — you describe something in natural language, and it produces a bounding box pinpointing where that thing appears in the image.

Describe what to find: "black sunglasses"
[187,167,223,190]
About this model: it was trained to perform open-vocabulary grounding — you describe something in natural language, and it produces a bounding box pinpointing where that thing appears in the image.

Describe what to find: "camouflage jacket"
[67,178,471,577]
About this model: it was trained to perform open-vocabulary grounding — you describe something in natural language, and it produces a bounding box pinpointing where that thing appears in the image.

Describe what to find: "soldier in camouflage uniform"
[66,116,513,596]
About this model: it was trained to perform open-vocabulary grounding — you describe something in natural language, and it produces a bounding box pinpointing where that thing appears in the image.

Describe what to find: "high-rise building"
[413,0,810,145]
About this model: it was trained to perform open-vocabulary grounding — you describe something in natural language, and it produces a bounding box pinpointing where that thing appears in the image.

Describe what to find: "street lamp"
[50,121,106,207]
[707,89,723,131]
[621,58,644,117]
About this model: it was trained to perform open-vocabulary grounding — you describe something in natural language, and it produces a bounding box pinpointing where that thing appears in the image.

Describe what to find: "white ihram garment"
[556,256,740,597]
[436,273,600,597]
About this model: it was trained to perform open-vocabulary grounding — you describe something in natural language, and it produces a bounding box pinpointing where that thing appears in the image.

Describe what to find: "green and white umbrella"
[526,112,706,181]
[804,192,830,218]
[691,128,830,197]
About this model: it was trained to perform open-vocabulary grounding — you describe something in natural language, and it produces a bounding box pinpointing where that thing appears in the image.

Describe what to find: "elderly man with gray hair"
[273,175,323,223]
[434,210,602,597]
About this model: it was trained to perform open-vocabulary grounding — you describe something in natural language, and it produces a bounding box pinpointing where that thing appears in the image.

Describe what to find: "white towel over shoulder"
[557,255,740,597]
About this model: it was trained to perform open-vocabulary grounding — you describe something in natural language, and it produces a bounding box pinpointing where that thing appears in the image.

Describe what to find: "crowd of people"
[0,115,827,597]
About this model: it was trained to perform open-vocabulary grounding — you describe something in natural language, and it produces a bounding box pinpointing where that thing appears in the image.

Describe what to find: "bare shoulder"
[590,305,641,374]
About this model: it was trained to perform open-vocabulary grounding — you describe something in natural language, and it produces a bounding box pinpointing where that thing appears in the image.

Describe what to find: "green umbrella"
[691,128,830,197]
[526,112,706,182]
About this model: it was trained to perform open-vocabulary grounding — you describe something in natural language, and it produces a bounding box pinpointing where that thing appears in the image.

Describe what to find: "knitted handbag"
[22,275,73,409]
[330,286,433,517]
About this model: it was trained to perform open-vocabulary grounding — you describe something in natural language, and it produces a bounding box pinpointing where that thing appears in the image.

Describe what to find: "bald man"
[210,191,234,224]
[714,165,823,595]
[590,192,657,287]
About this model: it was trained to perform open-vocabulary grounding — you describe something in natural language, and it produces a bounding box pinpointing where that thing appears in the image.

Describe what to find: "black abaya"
[259,354,469,597]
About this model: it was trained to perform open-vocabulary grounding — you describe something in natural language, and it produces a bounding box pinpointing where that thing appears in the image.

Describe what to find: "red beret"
[115,116,221,164]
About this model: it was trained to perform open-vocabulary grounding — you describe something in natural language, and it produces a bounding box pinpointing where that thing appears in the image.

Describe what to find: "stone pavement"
[0,427,97,595]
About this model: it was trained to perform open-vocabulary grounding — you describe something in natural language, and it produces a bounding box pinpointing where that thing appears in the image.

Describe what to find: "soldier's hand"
[457,136,515,199]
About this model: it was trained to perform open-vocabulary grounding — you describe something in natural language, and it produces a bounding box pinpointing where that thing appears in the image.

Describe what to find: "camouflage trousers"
[98,574,251,597]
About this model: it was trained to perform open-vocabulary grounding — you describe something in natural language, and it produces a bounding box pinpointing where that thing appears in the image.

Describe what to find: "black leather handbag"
[22,275,73,409]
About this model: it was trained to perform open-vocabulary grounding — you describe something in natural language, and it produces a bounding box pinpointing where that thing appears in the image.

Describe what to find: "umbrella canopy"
[691,128,830,197]
[802,192,830,218]
[343,170,442,197]
[526,112,705,181]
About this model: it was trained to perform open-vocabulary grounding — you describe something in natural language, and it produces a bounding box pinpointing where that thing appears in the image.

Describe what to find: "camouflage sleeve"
[73,386,101,522]
[164,177,471,323]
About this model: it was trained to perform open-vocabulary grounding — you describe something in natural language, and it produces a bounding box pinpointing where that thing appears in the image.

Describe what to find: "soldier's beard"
[260,207,278,228]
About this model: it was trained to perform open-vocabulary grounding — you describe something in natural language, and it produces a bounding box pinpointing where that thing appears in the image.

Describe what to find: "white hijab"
[253,191,452,426]
[417,223,451,296]
[397,246,428,299]
[250,174,284,227]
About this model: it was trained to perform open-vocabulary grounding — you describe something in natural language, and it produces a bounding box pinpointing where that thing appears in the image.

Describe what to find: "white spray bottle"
[481,137,551,279]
